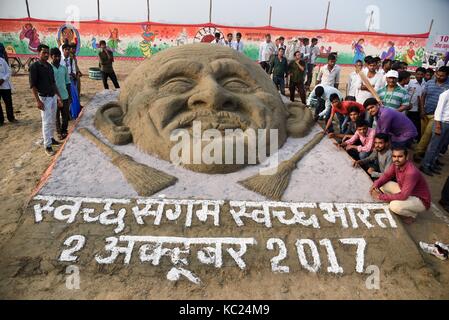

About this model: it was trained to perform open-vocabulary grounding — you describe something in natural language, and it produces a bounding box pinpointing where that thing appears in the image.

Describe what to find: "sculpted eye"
[221,78,252,92]
[160,77,195,93]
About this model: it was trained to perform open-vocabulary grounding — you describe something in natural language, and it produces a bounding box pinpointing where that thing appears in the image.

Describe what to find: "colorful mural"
[0,18,429,66]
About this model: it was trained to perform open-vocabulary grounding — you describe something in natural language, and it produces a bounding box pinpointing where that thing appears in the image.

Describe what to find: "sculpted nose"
[187,77,237,111]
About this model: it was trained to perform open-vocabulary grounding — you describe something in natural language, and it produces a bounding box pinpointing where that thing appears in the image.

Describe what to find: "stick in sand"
[238,132,325,201]
[357,69,382,103]
[79,127,177,196]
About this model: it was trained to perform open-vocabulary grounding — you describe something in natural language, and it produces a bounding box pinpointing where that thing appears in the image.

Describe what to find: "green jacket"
[270,56,288,77]
[288,60,306,83]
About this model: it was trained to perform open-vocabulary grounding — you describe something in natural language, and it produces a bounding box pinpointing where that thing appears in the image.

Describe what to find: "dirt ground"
[0,59,448,299]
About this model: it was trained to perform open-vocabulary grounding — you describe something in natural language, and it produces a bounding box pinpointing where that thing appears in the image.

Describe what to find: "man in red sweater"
[370,147,431,224]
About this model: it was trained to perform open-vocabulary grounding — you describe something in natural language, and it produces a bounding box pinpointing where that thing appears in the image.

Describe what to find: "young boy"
[354,133,392,180]
[98,40,120,90]
[29,44,63,155]
[324,94,364,133]
[50,47,71,139]
[339,118,375,160]
[328,105,361,142]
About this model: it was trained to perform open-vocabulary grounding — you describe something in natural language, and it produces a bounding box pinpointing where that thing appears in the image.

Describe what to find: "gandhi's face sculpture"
[109,44,288,173]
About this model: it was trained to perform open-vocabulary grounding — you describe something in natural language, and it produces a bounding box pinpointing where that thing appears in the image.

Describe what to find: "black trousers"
[260,61,271,74]
[442,175,449,205]
[102,71,120,89]
[289,81,306,104]
[0,89,14,123]
[56,99,70,135]
[407,111,421,141]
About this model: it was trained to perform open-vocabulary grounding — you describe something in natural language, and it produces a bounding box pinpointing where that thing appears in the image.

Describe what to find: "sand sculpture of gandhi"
[94,43,313,174]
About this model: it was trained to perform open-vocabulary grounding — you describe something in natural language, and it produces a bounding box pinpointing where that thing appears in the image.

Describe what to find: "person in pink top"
[338,119,374,160]
[370,147,431,224]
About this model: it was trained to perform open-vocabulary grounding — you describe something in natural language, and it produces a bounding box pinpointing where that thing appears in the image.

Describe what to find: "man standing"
[370,147,431,224]
[232,32,244,53]
[288,51,306,103]
[69,43,82,96]
[270,48,288,96]
[347,60,363,98]
[376,70,410,112]
[305,38,321,90]
[0,49,16,125]
[259,34,276,74]
[406,67,426,140]
[50,48,71,140]
[364,97,417,149]
[316,54,340,89]
[415,66,449,159]
[440,176,449,213]
[377,58,392,88]
[355,57,383,104]
[99,40,120,90]
[212,32,221,44]
[420,88,449,176]
[277,36,286,52]
[29,44,63,156]
[223,33,233,48]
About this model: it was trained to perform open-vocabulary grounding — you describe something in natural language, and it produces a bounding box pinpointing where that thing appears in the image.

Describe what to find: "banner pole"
[367,10,374,31]
[269,6,272,27]
[428,19,434,34]
[147,0,150,22]
[97,0,100,20]
[324,1,330,29]
[209,0,212,24]
[25,0,31,18]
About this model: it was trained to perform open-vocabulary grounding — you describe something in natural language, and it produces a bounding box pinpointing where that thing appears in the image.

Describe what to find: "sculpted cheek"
[151,95,190,132]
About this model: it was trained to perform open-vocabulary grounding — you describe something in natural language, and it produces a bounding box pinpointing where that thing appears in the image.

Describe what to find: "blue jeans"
[423,122,449,169]
[273,76,285,95]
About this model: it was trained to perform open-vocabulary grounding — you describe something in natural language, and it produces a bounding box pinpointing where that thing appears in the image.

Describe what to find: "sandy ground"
[0,59,448,299]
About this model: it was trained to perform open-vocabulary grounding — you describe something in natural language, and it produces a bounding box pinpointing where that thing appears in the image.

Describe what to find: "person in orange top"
[324,94,365,133]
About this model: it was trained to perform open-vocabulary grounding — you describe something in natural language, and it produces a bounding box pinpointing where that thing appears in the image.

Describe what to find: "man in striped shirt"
[415,66,449,159]
[376,70,410,112]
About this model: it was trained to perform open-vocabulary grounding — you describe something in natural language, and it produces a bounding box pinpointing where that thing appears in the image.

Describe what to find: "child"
[339,119,375,160]
[328,105,362,143]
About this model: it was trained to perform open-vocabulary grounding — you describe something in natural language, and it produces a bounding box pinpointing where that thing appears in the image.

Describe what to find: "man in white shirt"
[421,88,449,174]
[60,44,76,80]
[232,32,244,53]
[316,54,341,89]
[307,84,343,121]
[406,67,426,140]
[306,38,321,89]
[222,33,234,48]
[259,34,276,74]
[377,58,393,89]
[355,57,383,104]
[347,60,363,97]
[212,32,222,44]
[0,55,16,125]
[277,36,286,52]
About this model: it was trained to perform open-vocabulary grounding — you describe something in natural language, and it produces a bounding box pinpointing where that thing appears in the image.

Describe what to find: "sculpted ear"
[94,102,132,145]
[286,102,314,138]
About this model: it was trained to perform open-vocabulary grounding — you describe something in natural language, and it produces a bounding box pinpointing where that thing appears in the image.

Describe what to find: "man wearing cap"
[376,70,410,112]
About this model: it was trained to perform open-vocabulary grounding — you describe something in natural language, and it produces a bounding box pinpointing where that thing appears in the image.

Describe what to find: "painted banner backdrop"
[0,18,429,66]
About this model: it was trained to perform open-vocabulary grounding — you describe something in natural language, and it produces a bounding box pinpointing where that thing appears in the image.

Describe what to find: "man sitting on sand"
[370,147,431,224]
[328,105,362,143]
[353,133,392,179]
[338,119,374,160]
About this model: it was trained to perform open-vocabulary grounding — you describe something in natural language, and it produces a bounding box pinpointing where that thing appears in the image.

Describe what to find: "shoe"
[435,242,449,253]
[9,118,18,123]
[45,146,55,156]
[51,138,61,145]
[419,166,434,176]
[419,241,448,260]
[429,167,441,174]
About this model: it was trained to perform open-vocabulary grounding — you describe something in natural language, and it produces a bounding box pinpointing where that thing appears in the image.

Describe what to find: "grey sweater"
[359,149,392,178]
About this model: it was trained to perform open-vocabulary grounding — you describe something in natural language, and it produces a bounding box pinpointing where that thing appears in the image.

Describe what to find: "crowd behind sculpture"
[0,31,448,232]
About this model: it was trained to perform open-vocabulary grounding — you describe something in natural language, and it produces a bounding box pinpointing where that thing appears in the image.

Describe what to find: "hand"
[367,167,375,175]
[0,79,4,85]
[353,160,360,168]
[37,100,44,110]
[57,98,63,108]
[435,125,442,136]
[370,188,381,200]
[420,110,426,119]
[342,135,351,142]
[327,132,335,139]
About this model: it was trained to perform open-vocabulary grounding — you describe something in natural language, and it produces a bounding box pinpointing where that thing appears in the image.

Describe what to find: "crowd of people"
[255,33,449,221]
[0,33,448,222]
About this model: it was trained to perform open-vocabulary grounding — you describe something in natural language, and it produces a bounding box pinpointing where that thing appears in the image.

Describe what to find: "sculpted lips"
[165,110,252,133]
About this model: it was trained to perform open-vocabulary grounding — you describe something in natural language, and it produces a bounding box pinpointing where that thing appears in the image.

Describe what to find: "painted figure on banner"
[352,39,365,64]
[19,23,40,52]
[381,41,396,60]
[140,24,157,58]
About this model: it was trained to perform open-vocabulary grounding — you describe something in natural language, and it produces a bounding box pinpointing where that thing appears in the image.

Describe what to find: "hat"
[385,70,399,78]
